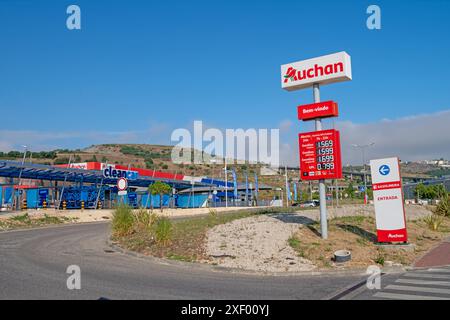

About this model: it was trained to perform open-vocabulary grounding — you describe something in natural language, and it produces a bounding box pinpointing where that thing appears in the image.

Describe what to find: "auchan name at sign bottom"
[372,187,407,242]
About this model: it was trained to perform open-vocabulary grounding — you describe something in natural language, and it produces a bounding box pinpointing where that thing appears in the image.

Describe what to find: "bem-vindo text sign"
[298,129,342,180]
[297,100,339,121]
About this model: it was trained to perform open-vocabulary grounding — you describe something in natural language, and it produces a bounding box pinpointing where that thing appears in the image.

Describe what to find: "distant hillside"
[1,144,445,198]
[0,144,266,179]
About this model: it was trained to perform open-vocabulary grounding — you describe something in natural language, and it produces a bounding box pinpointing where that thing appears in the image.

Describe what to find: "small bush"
[133,208,158,232]
[112,204,134,237]
[288,236,301,249]
[154,217,172,245]
[423,214,444,231]
[434,194,449,217]
[375,255,385,266]
[208,208,218,218]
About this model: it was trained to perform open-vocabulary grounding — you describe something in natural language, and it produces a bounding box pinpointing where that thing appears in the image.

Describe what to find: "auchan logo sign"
[281,51,352,91]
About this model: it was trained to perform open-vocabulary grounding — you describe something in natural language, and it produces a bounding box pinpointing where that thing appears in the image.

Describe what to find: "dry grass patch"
[0,213,74,231]
[289,215,450,269]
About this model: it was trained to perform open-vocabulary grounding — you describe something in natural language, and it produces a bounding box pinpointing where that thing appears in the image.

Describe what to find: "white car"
[300,201,317,208]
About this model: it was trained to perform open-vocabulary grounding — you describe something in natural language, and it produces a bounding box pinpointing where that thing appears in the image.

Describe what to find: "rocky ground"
[204,204,436,273]
[205,214,316,273]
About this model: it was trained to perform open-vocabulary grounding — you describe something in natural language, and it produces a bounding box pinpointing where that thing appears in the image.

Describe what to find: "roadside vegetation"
[422,193,449,231]
[148,181,172,212]
[111,206,300,262]
[0,213,74,231]
[112,202,450,269]
[288,214,450,269]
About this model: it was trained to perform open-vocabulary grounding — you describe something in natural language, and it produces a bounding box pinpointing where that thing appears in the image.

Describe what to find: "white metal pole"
[224,158,228,208]
[363,147,367,205]
[285,165,289,207]
[313,83,328,239]
[15,146,27,211]
[335,178,339,207]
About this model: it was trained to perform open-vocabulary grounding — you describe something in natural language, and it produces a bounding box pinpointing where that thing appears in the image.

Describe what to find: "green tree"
[415,183,446,200]
[345,182,355,199]
[148,181,172,212]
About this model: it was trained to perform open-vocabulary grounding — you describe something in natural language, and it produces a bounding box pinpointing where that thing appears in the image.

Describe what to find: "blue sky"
[1,0,450,163]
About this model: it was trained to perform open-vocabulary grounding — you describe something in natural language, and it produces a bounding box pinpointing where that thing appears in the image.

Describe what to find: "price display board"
[298,129,342,180]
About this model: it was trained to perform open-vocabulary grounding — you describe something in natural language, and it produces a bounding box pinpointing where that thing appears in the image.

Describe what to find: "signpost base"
[375,243,415,252]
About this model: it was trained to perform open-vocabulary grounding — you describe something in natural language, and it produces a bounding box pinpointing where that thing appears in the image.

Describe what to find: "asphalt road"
[0,222,366,300]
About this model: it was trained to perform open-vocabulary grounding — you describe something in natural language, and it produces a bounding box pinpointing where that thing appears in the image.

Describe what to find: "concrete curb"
[107,239,408,278]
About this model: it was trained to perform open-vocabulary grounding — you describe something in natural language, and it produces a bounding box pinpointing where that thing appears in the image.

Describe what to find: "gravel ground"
[205,214,315,273]
[204,204,434,273]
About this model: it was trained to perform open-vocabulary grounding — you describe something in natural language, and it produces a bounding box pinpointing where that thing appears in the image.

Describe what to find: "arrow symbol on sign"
[379,165,390,176]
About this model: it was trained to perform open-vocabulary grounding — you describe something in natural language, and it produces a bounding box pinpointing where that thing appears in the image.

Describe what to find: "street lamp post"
[15,145,28,210]
[352,143,375,205]
[224,158,228,208]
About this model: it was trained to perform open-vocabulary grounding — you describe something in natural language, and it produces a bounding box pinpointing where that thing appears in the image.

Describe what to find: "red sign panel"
[298,129,342,180]
[297,100,338,121]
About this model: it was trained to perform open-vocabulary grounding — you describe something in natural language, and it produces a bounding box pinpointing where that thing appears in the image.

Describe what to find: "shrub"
[154,217,172,245]
[208,208,218,218]
[434,194,449,217]
[423,214,444,231]
[112,204,134,237]
[375,255,385,266]
[133,208,158,232]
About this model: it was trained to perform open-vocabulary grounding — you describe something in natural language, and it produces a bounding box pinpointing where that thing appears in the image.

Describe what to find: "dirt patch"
[290,215,450,269]
[297,204,434,222]
[110,204,449,273]
[204,214,315,273]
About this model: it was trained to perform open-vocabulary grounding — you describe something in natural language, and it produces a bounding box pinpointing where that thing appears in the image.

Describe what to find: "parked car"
[299,201,317,208]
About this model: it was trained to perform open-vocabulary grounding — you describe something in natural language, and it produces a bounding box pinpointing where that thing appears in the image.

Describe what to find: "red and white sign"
[297,101,339,121]
[66,163,88,170]
[281,52,352,91]
[298,129,342,180]
[370,157,408,243]
[117,178,128,191]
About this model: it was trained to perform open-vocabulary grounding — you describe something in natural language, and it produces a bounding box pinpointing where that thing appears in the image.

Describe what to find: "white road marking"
[385,284,450,295]
[373,292,450,300]
[396,278,450,286]
[404,273,450,280]
[428,268,450,273]
[414,268,450,273]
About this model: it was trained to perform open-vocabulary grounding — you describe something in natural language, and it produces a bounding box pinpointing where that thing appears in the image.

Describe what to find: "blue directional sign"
[379,164,390,176]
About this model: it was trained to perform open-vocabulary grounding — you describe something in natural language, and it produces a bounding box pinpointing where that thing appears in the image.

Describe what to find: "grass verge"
[0,212,74,231]
[112,206,296,262]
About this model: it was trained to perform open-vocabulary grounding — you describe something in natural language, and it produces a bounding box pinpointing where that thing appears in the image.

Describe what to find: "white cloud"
[2,110,449,169]
[279,119,293,133]
[280,109,450,166]
[0,128,162,152]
